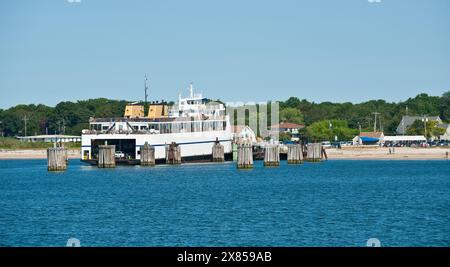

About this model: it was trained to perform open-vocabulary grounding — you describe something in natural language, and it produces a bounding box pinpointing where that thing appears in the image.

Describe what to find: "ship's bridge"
[169,83,225,119]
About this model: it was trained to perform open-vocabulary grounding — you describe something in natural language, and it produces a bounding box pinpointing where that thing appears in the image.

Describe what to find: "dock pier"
[212,139,225,162]
[287,143,303,164]
[47,147,67,171]
[237,144,253,169]
[140,142,155,166]
[166,142,181,164]
[306,143,322,162]
[263,145,280,167]
[98,144,116,168]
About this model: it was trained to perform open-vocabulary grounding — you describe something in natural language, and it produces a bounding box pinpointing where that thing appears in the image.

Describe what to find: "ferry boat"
[80,84,233,165]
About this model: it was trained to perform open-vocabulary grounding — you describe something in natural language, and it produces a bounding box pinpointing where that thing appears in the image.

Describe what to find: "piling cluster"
[47,139,328,171]
[306,143,322,162]
[47,147,67,171]
[263,145,280,166]
[140,142,155,166]
[212,140,225,162]
[237,144,253,169]
[98,145,116,168]
[287,143,303,164]
[166,142,181,164]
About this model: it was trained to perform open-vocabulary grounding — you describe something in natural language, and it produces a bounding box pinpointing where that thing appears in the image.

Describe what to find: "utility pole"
[366,117,372,131]
[372,112,380,133]
[22,115,29,137]
[422,115,428,140]
[58,121,64,136]
[379,115,383,132]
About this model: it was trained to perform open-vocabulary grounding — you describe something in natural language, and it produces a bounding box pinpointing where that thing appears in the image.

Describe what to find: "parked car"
[115,151,125,158]
[438,141,449,146]
[427,141,438,147]
[419,142,430,148]
[341,141,352,147]
[321,141,332,148]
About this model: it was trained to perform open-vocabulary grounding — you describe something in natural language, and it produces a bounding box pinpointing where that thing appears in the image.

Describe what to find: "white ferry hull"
[81,130,233,162]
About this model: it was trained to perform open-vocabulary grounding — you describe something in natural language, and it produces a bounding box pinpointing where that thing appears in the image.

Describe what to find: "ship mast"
[189,82,194,98]
[144,75,149,115]
[144,75,149,105]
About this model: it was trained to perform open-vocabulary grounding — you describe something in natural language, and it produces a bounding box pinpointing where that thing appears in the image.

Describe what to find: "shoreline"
[0,147,449,160]
[325,147,450,160]
[0,149,81,159]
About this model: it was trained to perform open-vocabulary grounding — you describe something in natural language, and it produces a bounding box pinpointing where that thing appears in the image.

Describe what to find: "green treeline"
[0,92,449,141]
[0,98,129,137]
[278,91,450,141]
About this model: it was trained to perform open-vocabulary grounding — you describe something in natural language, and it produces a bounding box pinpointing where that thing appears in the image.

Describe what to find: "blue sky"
[1,0,449,108]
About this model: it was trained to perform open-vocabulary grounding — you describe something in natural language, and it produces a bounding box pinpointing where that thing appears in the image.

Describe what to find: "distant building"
[353,132,384,145]
[396,115,442,135]
[17,135,81,143]
[231,125,256,144]
[383,135,426,143]
[272,122,305,141]
[439,124,450,141]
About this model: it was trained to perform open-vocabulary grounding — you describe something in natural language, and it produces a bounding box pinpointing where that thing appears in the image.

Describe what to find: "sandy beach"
[0,147,449,160]
[0,149,81,159]
[326,147,450,160]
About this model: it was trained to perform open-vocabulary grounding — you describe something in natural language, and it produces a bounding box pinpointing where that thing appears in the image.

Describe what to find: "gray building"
[396,116,442,135]
[439,124,450,141]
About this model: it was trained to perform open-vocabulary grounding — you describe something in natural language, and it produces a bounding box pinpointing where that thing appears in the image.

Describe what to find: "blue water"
[0,159,449,247]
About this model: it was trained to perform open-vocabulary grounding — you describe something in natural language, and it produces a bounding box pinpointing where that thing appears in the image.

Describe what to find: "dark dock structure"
[47,147,67,171]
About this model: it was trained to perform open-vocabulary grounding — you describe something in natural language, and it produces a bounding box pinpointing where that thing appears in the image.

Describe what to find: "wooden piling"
[232,143,238,161]
[98,145,116,168]
[287,143,303,164]
[237,144,253,169]
[166,142,181,164]
[322,146,328,160]
[47,147,67,171]
[306,143,322,162]
[212,139,225,162]
[263,145,280,167]
[140,142,155,166]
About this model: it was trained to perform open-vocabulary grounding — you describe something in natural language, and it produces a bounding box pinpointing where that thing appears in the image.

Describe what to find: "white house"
[16,135,82,143]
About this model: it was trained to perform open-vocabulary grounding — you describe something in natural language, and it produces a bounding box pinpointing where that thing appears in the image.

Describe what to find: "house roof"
[273,122,305,129]
[396,115,442,134]
[231,125,246,133]
[360,132,384,138]
[384,135,426,142]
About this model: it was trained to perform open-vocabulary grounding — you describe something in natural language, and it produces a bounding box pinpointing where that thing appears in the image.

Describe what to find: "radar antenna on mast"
[144,74,149,105]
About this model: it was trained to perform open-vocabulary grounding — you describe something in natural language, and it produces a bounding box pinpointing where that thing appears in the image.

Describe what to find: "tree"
[279,132,292,142]
[440,91,450,122]
[280,107,304,124]
[281,97,301,109]
[306,120,358,142]
[406,120,446,139]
